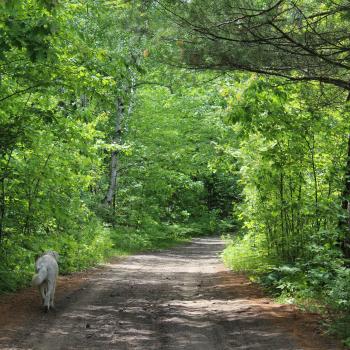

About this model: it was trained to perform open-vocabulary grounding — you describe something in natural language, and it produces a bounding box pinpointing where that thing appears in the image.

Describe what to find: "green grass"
[110,223,193,255]
[221,233,277,273]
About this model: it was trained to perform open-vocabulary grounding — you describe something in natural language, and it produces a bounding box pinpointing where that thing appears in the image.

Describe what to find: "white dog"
[32,251,59,312]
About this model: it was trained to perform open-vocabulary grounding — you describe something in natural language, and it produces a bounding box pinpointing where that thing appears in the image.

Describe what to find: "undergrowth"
[0,219,205,294]
[221,233,350,348]
[0,218,113,293]
[110,222,194,254]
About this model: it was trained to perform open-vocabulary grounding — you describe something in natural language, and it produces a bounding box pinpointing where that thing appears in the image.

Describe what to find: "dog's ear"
[52,251,59,262]
[44,250,59,262]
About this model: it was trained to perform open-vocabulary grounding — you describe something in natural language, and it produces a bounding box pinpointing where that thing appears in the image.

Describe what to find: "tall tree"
[160,0,350,92]
[159,0,350,257]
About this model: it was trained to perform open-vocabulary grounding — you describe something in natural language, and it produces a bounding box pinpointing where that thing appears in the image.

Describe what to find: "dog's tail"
[32,267,47,286]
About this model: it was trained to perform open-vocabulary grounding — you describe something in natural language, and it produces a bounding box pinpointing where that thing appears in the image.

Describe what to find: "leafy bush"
[0,218,112,293]
[222,230,350,345]
[327,268,350,311]
[259,265,307,301]
[110,222,192,254]
[324,269,350,347]
[221,233,277,273]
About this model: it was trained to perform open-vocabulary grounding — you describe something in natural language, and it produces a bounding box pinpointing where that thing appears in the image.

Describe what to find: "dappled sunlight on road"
[0,238,342,350]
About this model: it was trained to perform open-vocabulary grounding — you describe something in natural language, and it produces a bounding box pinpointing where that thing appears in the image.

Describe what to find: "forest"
[1,0,350,346]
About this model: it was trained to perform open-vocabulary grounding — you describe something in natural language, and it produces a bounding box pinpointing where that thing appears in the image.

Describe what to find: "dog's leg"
[39,285,45,305]
[50,279,56,310]
[44,280,54,312]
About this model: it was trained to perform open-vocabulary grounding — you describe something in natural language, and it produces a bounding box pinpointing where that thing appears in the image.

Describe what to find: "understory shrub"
[221,233,277,273]
[222,232,350,345]
[0,218,112,293]
[110,222,193,253]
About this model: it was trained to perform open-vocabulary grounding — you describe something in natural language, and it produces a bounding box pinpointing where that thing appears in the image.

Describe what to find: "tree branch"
[0,84,42,103]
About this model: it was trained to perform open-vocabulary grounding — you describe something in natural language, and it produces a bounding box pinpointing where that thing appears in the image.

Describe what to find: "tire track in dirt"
[0,237,344,349]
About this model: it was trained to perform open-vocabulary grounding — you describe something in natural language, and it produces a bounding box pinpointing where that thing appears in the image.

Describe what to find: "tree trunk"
[310,135,320,230]
[103,68,136,207]
[0,150,14,242]
[0,177,5,242]
[104,98,124,206]
[340,133,350,259]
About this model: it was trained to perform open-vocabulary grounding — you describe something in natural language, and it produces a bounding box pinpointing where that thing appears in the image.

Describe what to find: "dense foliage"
[160,0,350,92]
[0,1,236,291]
[219,75,350,344]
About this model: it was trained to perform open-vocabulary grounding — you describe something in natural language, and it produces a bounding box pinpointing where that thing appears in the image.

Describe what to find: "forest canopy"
[160,0,350,92]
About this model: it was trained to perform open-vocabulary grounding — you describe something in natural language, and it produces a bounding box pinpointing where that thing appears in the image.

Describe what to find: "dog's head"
[35,250,59,263]
[46,250,59,262]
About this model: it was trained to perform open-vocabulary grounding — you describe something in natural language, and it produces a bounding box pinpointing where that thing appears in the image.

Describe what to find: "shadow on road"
[0,238,343,350]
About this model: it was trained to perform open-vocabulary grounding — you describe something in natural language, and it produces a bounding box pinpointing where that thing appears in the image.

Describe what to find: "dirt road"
[0,238,344,349]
